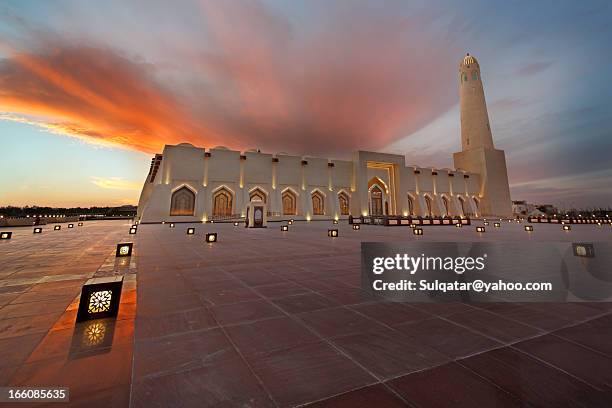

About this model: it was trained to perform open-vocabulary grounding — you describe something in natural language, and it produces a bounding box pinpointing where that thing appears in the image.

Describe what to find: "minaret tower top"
[459,53,494,151]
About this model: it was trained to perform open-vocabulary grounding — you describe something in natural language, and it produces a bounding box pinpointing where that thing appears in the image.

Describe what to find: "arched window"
[424,195,433,217]
[370,186,383,216]
[282,189,297,215]
[212,187,233,217]
[471,71,478,81]
[407,195,414,216]
[170,186,195,216]
[458,197,467,216]
[442,196,450,216]
[249,188,266,203]
[338,192,350,215]
[312,191,325,215]
[462,73,468,83]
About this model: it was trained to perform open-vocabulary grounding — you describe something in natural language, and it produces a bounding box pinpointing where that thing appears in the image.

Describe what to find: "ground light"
[328,229,338,237]
[116,243,133,257]
[281,225,289,231]
[563,225,571,231]
[234,221,239,226]
[353,224,360,230]
[572,243,594,258]
[288,219,294,225]
[0,232,12,240]
[525,225,534,232]
[494,222,501,228]
[76,276,124,322]
[33,227,42,234]
[483,221,489,226]
[78,222,83,226]
[333,219,338,224]
[476,226,486,233]
[68,224,74,228]
[413,228,423,235]
[205,233,218,243]
[169,223,175,228]
[455,223,462,228]
[129,227,137,234]
[187,227,195,235]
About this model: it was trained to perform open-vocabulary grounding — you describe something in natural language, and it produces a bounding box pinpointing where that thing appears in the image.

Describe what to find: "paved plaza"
[0,220,611,407]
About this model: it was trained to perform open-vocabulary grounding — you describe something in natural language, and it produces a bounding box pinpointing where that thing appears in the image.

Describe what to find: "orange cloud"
[0,2,460,156]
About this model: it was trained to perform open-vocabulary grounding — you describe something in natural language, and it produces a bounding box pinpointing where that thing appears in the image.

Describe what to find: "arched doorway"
[442,196,450,216]
[458,196,467,216]
[472,197,480,217]
[170,186,195,216]
[424,195,433,217]
[249,188,267,203]
[282,189,297,215]
[407,195,415,216]
[338,191,350,215]
[212,187,233,217]
[312,191,325,215]
[370,186,383,215]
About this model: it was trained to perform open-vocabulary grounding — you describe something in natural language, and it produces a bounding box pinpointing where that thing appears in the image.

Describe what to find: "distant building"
[137,54,512,223]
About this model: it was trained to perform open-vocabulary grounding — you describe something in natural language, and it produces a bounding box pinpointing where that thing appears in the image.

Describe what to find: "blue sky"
[0,0,611,208]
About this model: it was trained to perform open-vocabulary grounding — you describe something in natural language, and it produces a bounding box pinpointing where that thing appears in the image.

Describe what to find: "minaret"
[453,53,512,217]
[459,54,494,151]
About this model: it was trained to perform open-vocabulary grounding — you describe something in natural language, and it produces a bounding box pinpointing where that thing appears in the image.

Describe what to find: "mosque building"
[136,54,512,223]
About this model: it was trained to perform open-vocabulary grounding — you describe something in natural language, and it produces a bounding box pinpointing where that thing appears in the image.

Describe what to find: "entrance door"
[370,186,383,216]
[254,206,263,227]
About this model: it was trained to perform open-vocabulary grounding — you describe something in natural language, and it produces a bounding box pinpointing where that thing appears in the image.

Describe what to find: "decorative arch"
[281,188,297,216]
[441,195,450,216]
[471,70,478,81]
[458,196,467,216]
[338,191,350,215]
[370,185,384,216]
[423,194,434,217]
[212,186,233,217]
[170,186,196,216]
[472,197,480,217]
[311,190,325,216]
[249,187,267,203]
[407,193,415,216]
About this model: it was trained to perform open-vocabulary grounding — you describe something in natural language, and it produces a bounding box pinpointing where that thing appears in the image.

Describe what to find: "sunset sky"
[1,0,611,209]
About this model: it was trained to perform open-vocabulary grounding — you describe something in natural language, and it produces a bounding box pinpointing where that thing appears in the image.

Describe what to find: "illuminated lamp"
[234,221,239,226]
[210,220,214,224]
[116,243,133,257]
[129,227,137,235]
[54,225,61,230]
[483,221,489,226]
[409,224,416,229]
[328,229,338,237]
[76,276,123,322]
[476,226,486,233]
[288,219,294,225]
[455,223,462,228]
[572,243,594,258]
[563,225,571,231]
[353,224,360,230]
[333,219,338,224]
[494,222,501,228]
[0,232,12,240]
[33,227,42,234]
[187,227,195,235]
[78,222,83,226]
[597,222,602,227]
[169,223,175,228]
[281,225,289,231]
[205,232,218,243]
[413,228,423,236]
[525,225,534,232]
